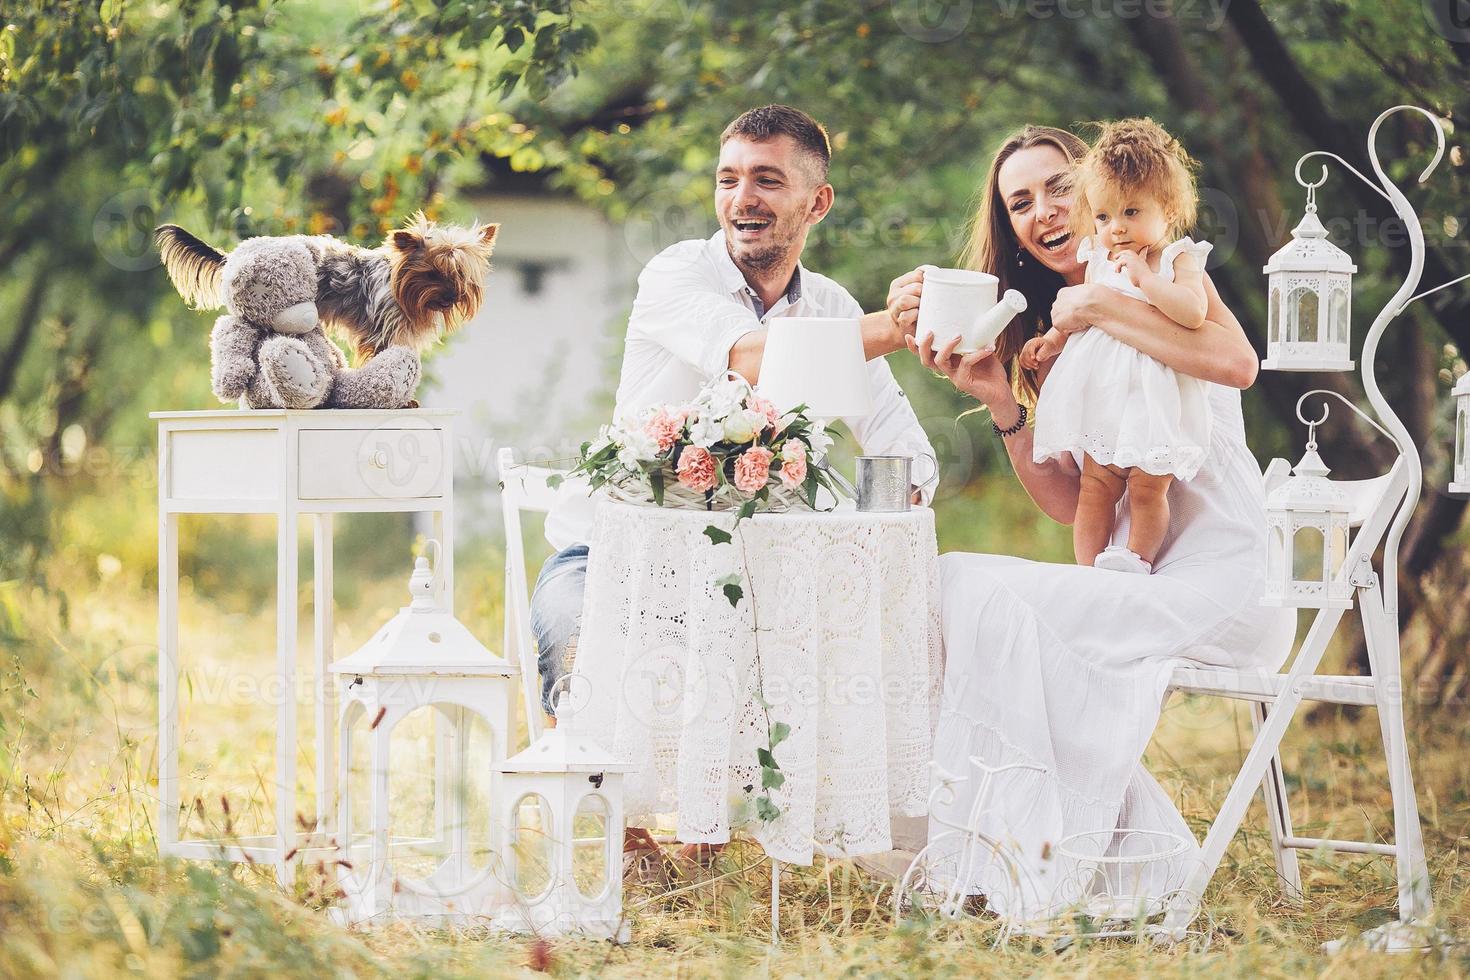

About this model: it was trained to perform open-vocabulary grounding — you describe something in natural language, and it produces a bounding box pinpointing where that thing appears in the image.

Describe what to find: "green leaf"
[715,572,743,607]
[545,473,564,491]
[756,747,777,770]
[769,722,791,748]
[756,796,781,822]
[703,525,732,546]
[650,467,665,506]
[761,766,786,790]
[737,499,757,521]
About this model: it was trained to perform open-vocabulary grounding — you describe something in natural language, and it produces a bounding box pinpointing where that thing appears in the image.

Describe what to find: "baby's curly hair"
[1070,117,1200,240]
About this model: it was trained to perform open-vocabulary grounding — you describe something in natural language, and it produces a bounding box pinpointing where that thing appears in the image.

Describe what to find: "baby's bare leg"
[1075,456,1127,567]
[1125,469,1174,564]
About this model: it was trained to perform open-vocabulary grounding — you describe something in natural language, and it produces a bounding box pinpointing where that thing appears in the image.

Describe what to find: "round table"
[575,497,942,864]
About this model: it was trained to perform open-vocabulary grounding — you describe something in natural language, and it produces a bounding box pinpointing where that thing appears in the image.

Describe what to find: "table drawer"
[298,427,447,500]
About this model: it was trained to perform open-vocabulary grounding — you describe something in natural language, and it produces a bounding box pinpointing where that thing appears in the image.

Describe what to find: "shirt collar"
[709,230,805,312]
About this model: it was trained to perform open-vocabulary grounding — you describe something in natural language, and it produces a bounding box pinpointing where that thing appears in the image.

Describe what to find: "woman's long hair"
[958,125,1088,407]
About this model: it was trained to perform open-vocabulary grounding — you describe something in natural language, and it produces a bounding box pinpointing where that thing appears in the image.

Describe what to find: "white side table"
[153,409,455,883]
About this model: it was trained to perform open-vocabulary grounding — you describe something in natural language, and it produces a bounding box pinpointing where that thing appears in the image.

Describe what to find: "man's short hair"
[720,105,832,183]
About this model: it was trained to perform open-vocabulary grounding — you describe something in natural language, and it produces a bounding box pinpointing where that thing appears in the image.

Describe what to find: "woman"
[888,126,1292,920]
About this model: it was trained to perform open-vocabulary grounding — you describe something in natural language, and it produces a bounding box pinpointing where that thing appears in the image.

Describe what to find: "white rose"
[699,391,737,422]
[807,423,833,458]
[723,412,757,443]
[616,428,659,470]
[688,412,723,448]
[587,424,615,455]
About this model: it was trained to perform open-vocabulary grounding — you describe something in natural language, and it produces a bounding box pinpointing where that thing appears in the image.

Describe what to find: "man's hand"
[886,267,925,339]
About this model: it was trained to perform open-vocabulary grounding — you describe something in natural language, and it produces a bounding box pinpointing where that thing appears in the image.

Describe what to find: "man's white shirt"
[544,230,938,550]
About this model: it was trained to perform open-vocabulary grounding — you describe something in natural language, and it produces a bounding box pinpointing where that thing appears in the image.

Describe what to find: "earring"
[1016,248,1025,267]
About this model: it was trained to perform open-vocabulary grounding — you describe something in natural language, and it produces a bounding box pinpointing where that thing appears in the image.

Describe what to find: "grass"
[2,475,1469,977]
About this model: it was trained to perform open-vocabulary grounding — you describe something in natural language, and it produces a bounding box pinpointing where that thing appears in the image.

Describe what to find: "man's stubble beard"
[734,242,788,275]
[729,215,804,277]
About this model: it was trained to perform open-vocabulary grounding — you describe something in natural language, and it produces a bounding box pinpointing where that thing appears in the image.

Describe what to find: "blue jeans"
[528,543,589,714]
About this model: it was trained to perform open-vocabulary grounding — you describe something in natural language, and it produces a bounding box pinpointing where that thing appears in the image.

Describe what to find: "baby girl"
[1023,117,1213,575]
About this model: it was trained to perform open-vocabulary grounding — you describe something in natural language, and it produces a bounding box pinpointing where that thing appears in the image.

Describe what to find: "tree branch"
[1225,0,1470,353]
[0,271,49,404]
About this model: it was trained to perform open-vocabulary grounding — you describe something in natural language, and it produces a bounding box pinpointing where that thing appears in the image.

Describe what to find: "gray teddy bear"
[207,237,419,409]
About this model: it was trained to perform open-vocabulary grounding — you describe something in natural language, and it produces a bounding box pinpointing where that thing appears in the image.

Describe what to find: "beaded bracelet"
[991,403,1028,438]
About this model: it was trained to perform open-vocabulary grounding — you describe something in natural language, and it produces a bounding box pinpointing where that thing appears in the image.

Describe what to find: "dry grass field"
[2,483,1468,978]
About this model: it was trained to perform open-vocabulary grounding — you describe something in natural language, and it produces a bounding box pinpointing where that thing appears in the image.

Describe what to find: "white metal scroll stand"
[1167,105,1460,951]
[155,409,455,885]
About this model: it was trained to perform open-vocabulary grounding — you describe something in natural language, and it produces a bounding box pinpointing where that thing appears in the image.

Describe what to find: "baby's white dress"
[1033,237,1214,480]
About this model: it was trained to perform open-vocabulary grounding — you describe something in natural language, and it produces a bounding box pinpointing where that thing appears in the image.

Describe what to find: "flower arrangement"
[559,373,840,512]
[554,374,845,823]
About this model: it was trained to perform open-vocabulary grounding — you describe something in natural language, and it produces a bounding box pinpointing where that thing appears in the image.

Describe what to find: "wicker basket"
[603,471,809,512]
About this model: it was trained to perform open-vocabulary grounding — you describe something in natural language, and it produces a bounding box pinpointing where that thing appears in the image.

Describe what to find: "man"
[529,104,937,872]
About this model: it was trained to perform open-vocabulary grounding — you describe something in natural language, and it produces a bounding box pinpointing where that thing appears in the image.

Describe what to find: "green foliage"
[0,0,590,575]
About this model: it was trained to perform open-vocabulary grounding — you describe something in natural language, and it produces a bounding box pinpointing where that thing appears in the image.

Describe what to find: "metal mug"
[855,454,938,512]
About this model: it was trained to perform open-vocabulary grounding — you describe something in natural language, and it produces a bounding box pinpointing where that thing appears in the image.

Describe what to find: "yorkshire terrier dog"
[156,212,498,359]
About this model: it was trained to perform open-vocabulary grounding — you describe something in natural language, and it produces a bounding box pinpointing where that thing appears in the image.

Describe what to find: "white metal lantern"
[493,685,634,943]
[1263,435,1353,609]
[1451,372,1470,496]
[1263,198,1357,372]
[332,542,517,924]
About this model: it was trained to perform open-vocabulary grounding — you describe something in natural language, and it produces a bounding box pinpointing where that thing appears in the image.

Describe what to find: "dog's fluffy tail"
[155,224,226,309]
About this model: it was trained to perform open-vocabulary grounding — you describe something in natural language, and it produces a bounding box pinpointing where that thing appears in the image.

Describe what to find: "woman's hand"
[904,331,1012,408]
[886,267,925,337]
[1055,273,1258,388]
[1051,282,1104,336]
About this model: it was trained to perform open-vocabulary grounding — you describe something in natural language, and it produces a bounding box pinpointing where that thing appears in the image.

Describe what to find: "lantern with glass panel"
[1263,418,1353,609]
[493,679,634,943]
[332,542,517,924]
[1263,189,1357,373]
[1451,372,1470,496]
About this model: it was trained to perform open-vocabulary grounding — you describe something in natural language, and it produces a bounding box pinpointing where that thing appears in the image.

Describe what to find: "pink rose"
[644,409,682,454]
[779,451,807,489]
[676,445,718,493]
[749,395,780,431]
[733,446,775,496]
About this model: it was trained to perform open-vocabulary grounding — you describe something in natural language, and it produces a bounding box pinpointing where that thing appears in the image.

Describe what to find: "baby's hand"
[1114,247,1151,286]
[1020,335,1056,371]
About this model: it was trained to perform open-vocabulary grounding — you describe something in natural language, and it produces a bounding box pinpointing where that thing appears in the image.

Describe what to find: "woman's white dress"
[930,383,1294,921]
[1033,237,1214,480]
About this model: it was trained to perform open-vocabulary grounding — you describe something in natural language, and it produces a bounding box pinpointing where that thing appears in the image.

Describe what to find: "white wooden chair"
[1163,455,1432,938]
[497,447,573,745]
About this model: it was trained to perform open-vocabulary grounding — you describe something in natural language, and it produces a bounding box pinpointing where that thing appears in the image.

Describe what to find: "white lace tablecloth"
[576,498,943,864]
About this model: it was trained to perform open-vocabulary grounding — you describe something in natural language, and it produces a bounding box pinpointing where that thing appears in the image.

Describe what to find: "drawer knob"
[369,448,390,469]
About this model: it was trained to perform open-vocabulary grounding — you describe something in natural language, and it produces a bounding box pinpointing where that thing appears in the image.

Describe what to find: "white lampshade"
[757,316,872,419]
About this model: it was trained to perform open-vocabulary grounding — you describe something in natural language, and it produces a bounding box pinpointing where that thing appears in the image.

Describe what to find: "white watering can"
[916,266,1028,355]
